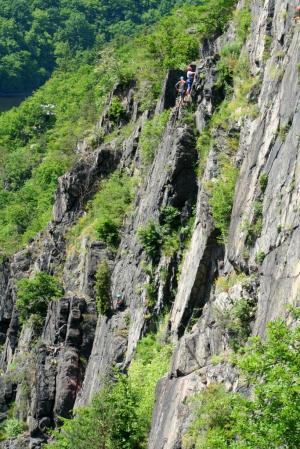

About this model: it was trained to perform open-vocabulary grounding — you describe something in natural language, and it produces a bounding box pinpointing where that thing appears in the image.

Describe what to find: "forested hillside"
[0,0,235,255]
[0,0,197,93]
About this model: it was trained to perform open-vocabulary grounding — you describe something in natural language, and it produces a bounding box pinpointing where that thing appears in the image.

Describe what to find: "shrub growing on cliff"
[16,272,64,323]
[184,316,300,449]
[138,221,162,262]
[95,260,112,316]
[3,418,24,439]
[108,97,125,124]
[208,158,238,242]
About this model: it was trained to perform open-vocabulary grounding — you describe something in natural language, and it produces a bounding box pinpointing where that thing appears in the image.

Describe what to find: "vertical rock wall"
[0,1,299,448]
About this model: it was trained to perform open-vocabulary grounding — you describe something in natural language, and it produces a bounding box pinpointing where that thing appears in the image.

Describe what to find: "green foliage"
[139,111,170,164]
[138,205,183,262]
[0,0,186,93]
[138,221,162,262]
[147,0,236,70]
[69,171,135,248]
[242,198,264,247]
[184,384,242,449]
[216,4,251,93]
[242,218,263,247]
[215,298,256,350]
[234,3,252,43]
[0,0,238,256]
[108,97,125,124]
[45,325,172,449]
[0,63,103,255]
[255,250,266,264]
[159,205,181,229]
[259,172,268,192]
[3,418,24,439]
[185,316,300,449]
[16,272,63,323]
[208,158,238,242]
[197,130,214,176]
[215,272,249,293]
[95,260,112,316]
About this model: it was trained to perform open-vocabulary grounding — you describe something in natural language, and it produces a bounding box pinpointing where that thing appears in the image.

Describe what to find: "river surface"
[0,95,28,112]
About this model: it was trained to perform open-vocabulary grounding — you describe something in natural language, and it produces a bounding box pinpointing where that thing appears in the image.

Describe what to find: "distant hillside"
[0,0,199,93]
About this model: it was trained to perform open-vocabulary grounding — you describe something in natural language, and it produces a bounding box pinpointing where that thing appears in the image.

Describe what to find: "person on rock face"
[175,76,186,106]
[293,5,300,21]
[186,65,196,96]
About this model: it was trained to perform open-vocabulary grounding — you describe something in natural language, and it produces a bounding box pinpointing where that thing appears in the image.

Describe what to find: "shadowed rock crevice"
[177,229,223,338]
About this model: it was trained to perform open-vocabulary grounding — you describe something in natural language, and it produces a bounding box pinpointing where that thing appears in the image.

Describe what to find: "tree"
[16,272,64,322]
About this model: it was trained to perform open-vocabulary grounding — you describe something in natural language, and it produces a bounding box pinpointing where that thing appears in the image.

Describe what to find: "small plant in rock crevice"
[138,205,193,314]
[137,205,183,263]
[107,97,126,124]
[214,297,257,351]
[255,250,266,264]
[95,259,112,316]
[215,272,249,293]
[208,157,239,242]
[259,172,268,192]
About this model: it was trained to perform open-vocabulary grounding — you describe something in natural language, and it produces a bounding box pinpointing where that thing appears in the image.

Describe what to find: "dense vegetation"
[16,272,64,322]
[184,315,300,449]
[0,0,237,256]
[45,326,172,449]
[0,0,194,93]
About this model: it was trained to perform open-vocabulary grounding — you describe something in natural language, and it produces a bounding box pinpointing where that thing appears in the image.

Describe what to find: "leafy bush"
[242,198,264,247]
[138,221,162,262]
[259,172,268,192]
[95,260,112,316]
[3,418,24,439]
[209,158,238,242]
[159,205,181,229]
[184,316,300,449]
[108,97,125,124]
[139,111,170,164]
[214,297,256,350]
[255,250,266,264]
[45,325,172,449]
[16,272,64,323]
[138,206,182,262]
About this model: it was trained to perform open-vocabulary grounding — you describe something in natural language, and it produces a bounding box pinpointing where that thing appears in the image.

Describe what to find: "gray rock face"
[76,111,198,405]
[0,1,299,448]
[148,1,300,448]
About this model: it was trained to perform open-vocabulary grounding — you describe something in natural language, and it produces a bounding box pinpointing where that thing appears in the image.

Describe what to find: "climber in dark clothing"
[175,76,186,106]
[186,65,196,96]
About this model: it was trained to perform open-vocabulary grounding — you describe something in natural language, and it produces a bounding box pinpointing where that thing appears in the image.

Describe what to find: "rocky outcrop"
[148,1,300,448]
[0,1,299,448]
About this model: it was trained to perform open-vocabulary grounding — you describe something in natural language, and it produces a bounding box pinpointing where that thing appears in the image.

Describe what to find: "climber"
[293,5,300,21]
[175,76,186,106]
[186,65,196,97]
[115,293,125,310]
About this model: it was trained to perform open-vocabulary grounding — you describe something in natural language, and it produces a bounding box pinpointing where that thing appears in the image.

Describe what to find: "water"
[0,95,28,112]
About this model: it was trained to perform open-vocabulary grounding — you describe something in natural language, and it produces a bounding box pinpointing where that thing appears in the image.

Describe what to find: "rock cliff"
[0,0,299,448]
